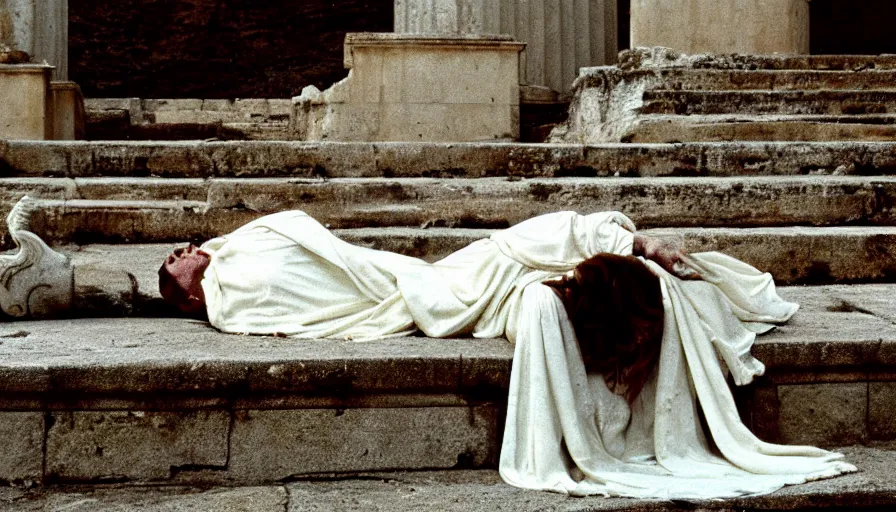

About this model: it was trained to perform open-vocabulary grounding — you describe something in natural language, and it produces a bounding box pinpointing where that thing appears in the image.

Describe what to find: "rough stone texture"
[582,69,896,92]
[776,383,868,447]
[6,140,896,180]
[84,98,294,141]
[293,33,524,142]
[0,65,52,140]
[0,412,43,482]
[46,410,229,482]
[628,115,896,143]
[13,176,896,244]
[2,446,893,510]
[642,90,896,117]
[616,47,896,72]
[559,49,896,143]
[228,407,497,480]
[1,485,289,511]
[68,0,393,99]
[630,0,809,54]
[869,382,896,441]
[0,284,892,417]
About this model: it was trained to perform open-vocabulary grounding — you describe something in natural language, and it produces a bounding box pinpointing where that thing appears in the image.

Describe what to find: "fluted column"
[0,0,68,79]
[395,0,617,94]
[631,0,810,55]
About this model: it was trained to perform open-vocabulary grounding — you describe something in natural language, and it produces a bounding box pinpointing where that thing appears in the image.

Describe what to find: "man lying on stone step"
[159,210,855,500]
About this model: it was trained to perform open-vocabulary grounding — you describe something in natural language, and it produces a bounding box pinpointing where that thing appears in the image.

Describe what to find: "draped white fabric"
[200,210,633,340]
[499,255,855,499]
[199,209,855,499]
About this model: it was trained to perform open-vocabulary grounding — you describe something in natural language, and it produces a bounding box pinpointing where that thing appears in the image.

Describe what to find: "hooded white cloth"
[200,210,854,499]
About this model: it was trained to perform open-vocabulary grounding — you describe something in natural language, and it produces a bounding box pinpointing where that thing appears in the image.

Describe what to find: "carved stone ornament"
[0,196,73,318]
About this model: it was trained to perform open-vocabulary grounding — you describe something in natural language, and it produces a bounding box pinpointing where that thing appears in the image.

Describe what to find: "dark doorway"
[811,0,896,55]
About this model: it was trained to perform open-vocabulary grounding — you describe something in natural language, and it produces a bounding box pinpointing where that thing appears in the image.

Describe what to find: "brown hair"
[547,254,665,403]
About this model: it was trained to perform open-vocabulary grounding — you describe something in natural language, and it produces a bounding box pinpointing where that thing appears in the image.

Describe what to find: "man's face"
[163,244,211,313]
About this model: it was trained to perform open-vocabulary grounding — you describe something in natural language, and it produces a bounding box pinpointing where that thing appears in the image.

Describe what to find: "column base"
[291,33,525,142]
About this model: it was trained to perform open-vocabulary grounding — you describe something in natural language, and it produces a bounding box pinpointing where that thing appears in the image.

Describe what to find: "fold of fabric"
[499,254,855,499]
[200,210,634,341]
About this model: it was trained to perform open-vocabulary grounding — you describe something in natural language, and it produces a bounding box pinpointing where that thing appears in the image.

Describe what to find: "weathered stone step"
[643,90,896,116]
[7,176,896,244]
[578,68,896,92]
[65,227,896,317]
[5,141,896,179]
[627,114,896,143]
[3,446,895,512]
[0,284,893,484]
[620,49,896,71]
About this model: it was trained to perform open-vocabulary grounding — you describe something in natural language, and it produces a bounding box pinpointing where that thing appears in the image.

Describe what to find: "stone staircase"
[559,47,896,143]
[1,52,896,508]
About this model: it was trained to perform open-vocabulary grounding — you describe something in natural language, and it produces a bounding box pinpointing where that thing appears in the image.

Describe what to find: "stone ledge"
[56,228,896,321]
[618,48,896,71]
[4,446,896,511]
[643,89,896,116]
[4,141,896,179]
[0,284,894,403]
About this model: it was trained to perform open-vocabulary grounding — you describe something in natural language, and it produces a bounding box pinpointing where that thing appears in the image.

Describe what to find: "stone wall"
[68,0,393,99]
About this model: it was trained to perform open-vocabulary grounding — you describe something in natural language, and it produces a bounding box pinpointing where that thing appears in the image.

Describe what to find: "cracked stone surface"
[0,284,893,399]
[0,446,893,511]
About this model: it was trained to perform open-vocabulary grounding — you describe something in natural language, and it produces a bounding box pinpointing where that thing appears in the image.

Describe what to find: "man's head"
[158,243,211,315]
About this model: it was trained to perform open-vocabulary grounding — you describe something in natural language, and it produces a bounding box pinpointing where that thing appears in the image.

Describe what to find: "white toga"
[200,210,855,499]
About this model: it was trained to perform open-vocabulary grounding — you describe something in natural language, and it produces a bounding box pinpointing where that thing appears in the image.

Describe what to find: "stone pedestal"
[630,0,810,54]
[291,33,524,142]
[50,80,84,140]
[395,0,616,94]
[0,64,53,140]
[0,0,68,79]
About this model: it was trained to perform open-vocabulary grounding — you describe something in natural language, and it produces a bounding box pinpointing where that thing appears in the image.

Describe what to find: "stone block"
[234,99,271,118]
[0,412,44,482]
[870,382,896,441]
[777,383,867,447]
[293,33,524,142]
[46,410,229,482]
[201,99,235,112]
[50,81,84,140]
[73,177,209,201]
[228,407,498,481]
[1,140,71,176]
[144,99,203,112]
[0,64,53,140]
[152,110,243,125]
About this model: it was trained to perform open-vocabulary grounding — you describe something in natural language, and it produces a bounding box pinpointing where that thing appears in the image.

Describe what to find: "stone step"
[62,227,896,319]
[0,284,893,484]
[627,114,896,143]
[5,177,896,246]
[5,141,896,179]
[578,68,896,92]
[3,447,895,511]
[642,90,896,117]
[620,49,896,71]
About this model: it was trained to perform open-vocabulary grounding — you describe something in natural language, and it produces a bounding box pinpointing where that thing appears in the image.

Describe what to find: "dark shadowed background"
[69,0,393,98]
[69,0,896,99]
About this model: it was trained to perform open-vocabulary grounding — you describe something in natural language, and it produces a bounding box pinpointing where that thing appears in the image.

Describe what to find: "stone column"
[0,0,68,79]
[630,0,810,55]
[395,0,617,94]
